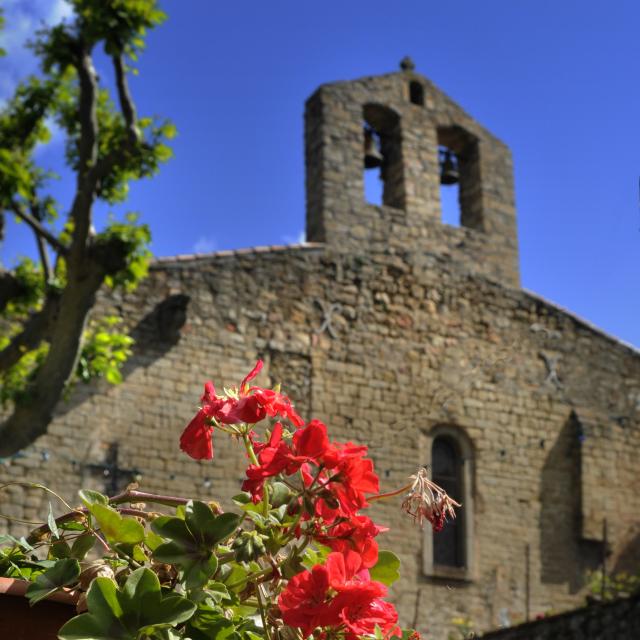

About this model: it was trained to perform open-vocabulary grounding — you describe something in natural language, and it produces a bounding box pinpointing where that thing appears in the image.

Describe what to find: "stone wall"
[480,595,640,640]
[1,244,638,639]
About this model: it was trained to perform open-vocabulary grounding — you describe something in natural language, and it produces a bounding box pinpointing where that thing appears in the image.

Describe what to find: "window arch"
[362,103,404,210]
[408,81,425,106]
[422,425,475,580]
[432,436,465,567]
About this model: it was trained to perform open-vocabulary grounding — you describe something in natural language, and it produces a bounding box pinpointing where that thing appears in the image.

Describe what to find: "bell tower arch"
[304,58,520,287]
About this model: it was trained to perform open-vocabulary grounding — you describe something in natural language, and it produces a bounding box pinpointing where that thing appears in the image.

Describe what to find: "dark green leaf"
[58,612,126,640]
[151,515,192,545]
[25,558,80,605]
[71,533,96,560]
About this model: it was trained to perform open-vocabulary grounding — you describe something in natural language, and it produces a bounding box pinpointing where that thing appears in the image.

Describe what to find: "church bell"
[439,149,459,185]
[363,127,383,169]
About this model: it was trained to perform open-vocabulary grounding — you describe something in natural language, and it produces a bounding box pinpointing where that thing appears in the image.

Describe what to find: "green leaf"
[58,570,196,640]
[152,515,192,544]
[205,512,240,544]
[47,502,59,539]
[145,530,164,551]
[369,550,401,586]
[88,503,145,545]
[142,594,197,627]
[79,489,109,508]
[25,558,80,605]
[71,533,96,560]
[184,501,218,543]
[57,612,124,640]
[222,562,248,592]
[86,577,124,629]
[153,541,190,564]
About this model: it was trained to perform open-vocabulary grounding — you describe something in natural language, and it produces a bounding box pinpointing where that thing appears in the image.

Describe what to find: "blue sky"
[1,0,639,348]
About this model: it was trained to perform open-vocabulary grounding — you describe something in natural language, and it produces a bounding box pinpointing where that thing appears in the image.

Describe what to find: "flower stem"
[242,432,269,517]
[368,481,414,502]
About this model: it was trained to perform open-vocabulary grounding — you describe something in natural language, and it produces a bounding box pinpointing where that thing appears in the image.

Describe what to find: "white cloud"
[282,230,306,245]
[192,236,217,254]
[1,0,73,102]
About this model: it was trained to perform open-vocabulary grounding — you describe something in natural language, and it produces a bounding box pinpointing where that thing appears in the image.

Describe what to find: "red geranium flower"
[314,444,379,520]
[180,361,306,460]
[278,562,339,636]
[179,381,220,459]
[318,515,385,568]
[279,552,396,639]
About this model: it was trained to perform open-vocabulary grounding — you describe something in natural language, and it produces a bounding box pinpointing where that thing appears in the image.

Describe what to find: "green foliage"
[370,550,401,586]
[448,617,476,640]
[25,558,81,605]
[0,0,172,449]
[87,503,145,546]
[587,569,640,601]
[58,568,196,640]
[152,502,240,590]
[77,315,134,385]
[0,77,57,208]
[70,0,166,58]
[0,341,49,407]
[2,258,46,316]
[99,213,152,291]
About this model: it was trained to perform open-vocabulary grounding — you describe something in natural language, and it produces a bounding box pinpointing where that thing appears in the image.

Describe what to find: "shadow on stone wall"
[613,530,640,575]
[54,293,190,419]
[539,412,583,591]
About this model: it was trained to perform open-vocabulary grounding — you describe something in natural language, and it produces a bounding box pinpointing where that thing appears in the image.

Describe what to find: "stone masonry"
[480,594,640,640]
[1,61,639,639]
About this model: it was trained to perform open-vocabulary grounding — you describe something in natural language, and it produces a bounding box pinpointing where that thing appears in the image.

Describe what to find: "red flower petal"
[179,410,213,460]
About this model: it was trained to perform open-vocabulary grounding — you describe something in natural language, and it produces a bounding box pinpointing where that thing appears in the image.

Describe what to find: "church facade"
[1,61,639,638]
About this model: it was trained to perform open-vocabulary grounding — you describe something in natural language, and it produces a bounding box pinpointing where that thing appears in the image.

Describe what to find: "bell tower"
[304,58,520,288]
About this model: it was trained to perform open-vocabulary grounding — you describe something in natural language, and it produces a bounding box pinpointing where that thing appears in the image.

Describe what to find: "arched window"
[362,104,404,210]
[432,437,465,567]
[408,81,425,106]
[422,426,475,580]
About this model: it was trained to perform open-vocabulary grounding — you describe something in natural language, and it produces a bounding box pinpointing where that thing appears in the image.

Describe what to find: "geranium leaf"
[141,594,197,627]
[120,567,161,614]
[151,515,193,545]
[71,533,96,560]
[47,502,59,539]
[185,501,217,541]
[25,558,80,605]
[88,504,145,545]
[204,513,240,546]
[57,612,128,640]
[369,550,401,586]
[78,489,109,508]
[86,577,124,627]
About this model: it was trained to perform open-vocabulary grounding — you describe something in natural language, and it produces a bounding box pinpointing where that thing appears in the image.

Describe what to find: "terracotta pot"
[0,576,78,640]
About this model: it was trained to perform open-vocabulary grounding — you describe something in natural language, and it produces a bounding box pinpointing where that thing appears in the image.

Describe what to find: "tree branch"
[90,51,141,182]
[68,43,99,264]
[113,52,138,144]
[0,236,131,455]
[9,201,68,255]
[30,202,52,282]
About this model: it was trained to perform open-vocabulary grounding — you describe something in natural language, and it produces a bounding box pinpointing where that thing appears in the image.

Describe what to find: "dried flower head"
[401,468,461,532]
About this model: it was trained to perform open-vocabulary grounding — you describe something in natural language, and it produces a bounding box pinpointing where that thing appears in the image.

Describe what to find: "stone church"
[2,60,639,638]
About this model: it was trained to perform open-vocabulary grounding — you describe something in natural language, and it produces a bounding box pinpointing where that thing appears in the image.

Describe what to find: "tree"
[0,0,175,455]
